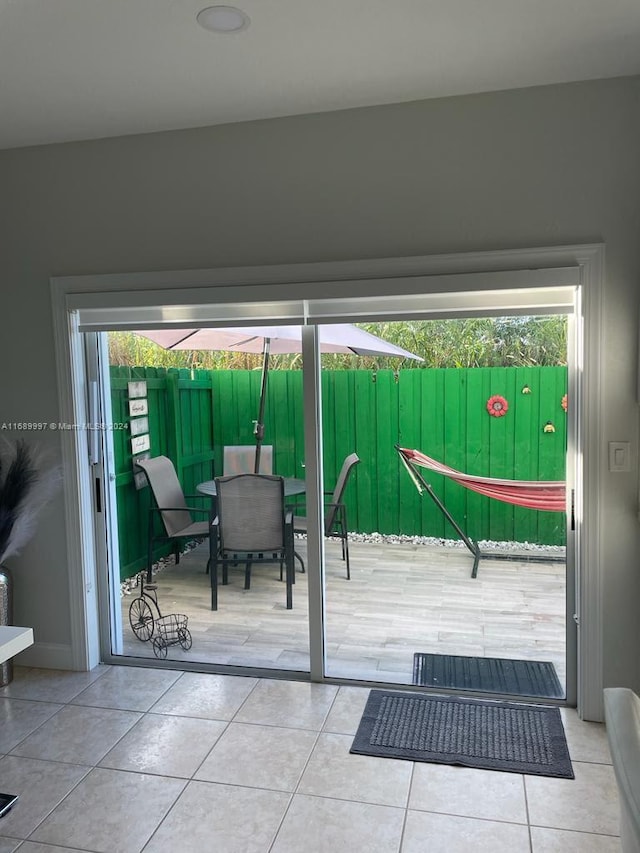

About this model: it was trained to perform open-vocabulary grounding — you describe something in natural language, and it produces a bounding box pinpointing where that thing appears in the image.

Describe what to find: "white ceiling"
[2,0,640,151]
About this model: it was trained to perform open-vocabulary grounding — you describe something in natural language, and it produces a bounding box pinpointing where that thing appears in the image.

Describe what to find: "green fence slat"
[289,370,305,480]
[416,369,446,537]
[464,368,487,540]
[512,366,535,543]
[442,369,467,540]
[537,366,567,543]
[353,371,376,532]
[376,371,399,535]
[399,369,424,536]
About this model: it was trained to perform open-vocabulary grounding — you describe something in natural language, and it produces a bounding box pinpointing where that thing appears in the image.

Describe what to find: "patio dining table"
[196,476,306,499]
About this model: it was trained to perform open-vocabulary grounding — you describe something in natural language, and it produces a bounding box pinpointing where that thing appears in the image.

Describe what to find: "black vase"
[0,564,13,687]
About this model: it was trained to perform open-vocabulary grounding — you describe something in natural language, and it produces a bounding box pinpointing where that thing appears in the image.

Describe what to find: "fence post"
[210,371,218,476]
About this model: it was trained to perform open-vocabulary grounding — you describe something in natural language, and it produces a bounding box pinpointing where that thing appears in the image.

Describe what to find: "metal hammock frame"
[395,446,566,578]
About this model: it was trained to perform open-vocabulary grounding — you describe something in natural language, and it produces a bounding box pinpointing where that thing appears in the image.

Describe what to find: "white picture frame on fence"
[129,416,149,437]
[131,434,150,454]
[128,398,148,416]
[127,380,147,399]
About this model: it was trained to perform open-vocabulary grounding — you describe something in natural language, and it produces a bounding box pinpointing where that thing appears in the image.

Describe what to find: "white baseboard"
[14,642,76,670]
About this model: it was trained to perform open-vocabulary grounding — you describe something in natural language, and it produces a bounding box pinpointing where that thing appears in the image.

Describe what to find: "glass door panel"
[322,316,570,701]
[103,328,310,672]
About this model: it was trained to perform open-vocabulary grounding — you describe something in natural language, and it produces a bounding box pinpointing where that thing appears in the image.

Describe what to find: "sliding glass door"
[72,275,579,704]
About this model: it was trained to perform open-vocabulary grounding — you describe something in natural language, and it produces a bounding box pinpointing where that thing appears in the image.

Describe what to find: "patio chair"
[135,456,211,583]
[209,473,294,610]
[293,452,361,579]
[223,445,273,474]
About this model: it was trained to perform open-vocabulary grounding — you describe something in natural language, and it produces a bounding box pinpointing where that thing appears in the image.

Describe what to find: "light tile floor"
[0,664,620,852]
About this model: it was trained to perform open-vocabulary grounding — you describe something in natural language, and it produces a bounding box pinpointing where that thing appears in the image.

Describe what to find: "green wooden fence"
[111,365,567,580]
[110,367,216,580]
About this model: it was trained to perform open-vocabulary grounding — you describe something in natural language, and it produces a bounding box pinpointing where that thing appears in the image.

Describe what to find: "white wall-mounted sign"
[131,434,150,454]
[128,398,148,416]
[127,380,147,399]
[129,416,149,437]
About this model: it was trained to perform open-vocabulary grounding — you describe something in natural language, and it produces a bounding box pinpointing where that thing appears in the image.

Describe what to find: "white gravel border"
[348,531,565,555]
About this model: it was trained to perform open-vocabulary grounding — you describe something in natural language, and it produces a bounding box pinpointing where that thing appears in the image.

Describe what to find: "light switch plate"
[609,441,631,472]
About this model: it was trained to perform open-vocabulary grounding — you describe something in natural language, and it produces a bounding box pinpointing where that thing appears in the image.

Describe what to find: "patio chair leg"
[209,527,218,610]
[342,507,350,579]
[211,559,218,611]
[344,534,351,580]
[285,552,293,609]
[146,513,154,583]
[281,556,296,583]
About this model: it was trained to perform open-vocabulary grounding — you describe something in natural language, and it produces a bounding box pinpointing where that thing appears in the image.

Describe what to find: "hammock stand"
[395,446,566,578]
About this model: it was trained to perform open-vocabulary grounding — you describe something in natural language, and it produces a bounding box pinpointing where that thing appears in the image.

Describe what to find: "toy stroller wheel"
[129,598,154,641]
[152,637,168,659]
[178,628,192,650]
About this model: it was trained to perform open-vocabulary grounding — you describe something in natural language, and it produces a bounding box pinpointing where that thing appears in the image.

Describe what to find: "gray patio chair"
[209,473,294,610]
[135,456,211,583]
[293,452,361,579]
[223,445,273,474]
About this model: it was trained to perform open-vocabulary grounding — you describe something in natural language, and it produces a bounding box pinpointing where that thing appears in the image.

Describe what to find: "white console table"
[0,626,34,665]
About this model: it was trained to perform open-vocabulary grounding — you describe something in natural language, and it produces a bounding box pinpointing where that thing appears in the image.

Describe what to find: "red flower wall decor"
[486,395,509,417]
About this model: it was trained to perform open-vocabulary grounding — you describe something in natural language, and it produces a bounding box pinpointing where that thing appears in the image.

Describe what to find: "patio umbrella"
[134,324,422,472]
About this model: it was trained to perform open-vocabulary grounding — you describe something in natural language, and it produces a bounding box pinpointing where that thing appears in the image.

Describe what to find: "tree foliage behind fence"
[111,365,567,580]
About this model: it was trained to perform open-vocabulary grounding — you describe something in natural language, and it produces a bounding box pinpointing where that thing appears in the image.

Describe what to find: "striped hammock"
[397,447,566,512]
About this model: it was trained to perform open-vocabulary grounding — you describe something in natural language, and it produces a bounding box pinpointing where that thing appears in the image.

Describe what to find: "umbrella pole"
[254,337,270,473]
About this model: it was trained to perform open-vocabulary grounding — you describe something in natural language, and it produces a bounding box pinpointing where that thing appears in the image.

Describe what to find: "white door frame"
[83,332,124,656]
[51,243,605,720]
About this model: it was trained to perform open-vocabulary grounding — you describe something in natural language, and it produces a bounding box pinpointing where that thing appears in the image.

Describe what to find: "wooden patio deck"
[119,537,567,693]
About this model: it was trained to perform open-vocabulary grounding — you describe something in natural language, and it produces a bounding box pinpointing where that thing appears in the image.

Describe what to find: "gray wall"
[1,76,639,689]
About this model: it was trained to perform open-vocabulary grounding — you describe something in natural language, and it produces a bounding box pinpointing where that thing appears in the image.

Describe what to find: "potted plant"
[0,439,61,685]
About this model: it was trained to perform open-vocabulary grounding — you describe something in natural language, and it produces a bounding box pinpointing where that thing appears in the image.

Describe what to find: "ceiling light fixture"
[196,5,250,33]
